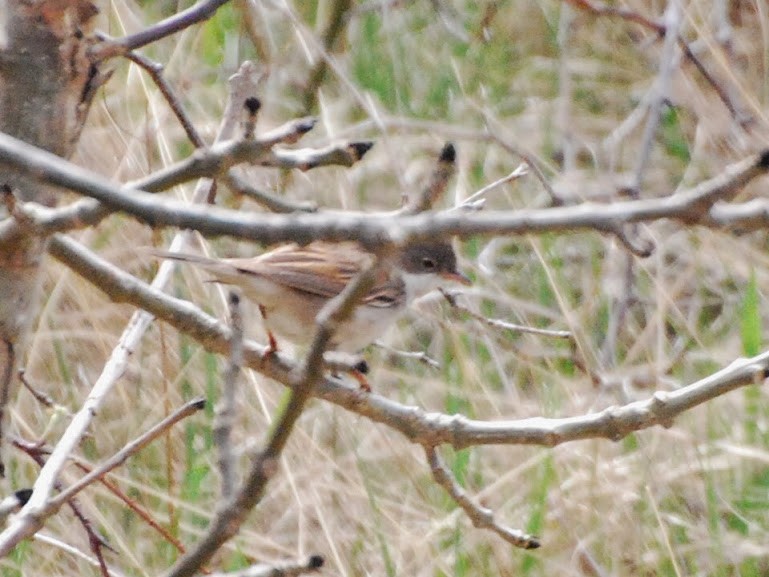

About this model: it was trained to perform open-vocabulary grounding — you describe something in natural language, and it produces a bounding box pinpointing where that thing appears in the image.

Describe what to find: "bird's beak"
[442,271,472,286]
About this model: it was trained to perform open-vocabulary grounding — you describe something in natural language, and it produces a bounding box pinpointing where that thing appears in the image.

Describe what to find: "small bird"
[156,240,470,354]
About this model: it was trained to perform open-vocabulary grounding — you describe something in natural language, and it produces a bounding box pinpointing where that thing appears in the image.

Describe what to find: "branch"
[0,61,264,555]
[124,50,206,149]
[48,398,205,509]
[400,142,457,214]
[91,0,233,60]
[208,555,324,577]
[48,235,769,450]
[561,0,753,126]
[4,146,766,249]
[0,128,379,242]
[214,292,243,499]
[441,290,572,339]
[425,447,539,549]
[455,163,528,211]
[162,247,380,577]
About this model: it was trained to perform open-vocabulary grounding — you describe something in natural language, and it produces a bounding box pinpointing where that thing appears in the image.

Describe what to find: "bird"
[155,240,471,355]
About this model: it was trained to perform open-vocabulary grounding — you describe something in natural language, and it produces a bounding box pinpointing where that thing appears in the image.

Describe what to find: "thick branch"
[4,147,766,249]
[49,235,769,451]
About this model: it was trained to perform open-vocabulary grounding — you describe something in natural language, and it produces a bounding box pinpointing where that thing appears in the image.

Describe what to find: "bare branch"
[258,141,374,170]
[48,235,769,451]
[441,291,572,340]
[425,446,540,549]
[631,0,681,192]
[49,398,206,508]
[6,147,764,251]
[222,172,318,214]
[373,342,441,369]
[215,292,243,499]
[124,51,206,149]
[300,0,355,112]
[208,555,324,577]
[91,0,233,60]
[0,131,378,242]
[401,142,457,214]
[454,163,528,211]
[561,0,753,126]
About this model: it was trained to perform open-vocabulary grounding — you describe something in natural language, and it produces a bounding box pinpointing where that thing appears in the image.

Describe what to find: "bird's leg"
[258,305,279,358]
[349,360,371,393]
[342,359,372,392]
[324,354,371,392]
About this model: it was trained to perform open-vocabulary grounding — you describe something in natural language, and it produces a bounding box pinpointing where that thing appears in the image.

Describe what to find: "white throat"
[400,271,449,304]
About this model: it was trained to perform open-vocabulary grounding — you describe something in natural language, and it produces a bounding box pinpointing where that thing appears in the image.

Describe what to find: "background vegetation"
[6,0,769,575]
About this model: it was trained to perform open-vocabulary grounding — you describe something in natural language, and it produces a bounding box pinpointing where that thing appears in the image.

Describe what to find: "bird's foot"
[260,330,279,362]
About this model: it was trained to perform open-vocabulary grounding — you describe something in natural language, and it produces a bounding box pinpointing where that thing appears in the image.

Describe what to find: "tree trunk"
[0,0,103,474]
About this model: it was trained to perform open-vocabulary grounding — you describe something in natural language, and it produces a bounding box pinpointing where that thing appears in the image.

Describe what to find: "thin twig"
[48,398,205,508]
[124,51,206,149]
[441,290,572,339]
[300,0,354,112]
[373,342,441,369]
[90,0,233,60]
[208,555,324,577]
[632,0,681,192]
[33,532,124,577]
[11,438,118,573]
[18,368,55,408]
[425,446,539,549]
[454,163,528,210]
[222,172,318,214]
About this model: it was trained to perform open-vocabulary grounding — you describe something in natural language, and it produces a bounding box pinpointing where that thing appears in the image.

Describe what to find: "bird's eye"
[421,257,436,270]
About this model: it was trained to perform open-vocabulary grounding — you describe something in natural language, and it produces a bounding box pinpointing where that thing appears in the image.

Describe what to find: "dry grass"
[6,0,769,575]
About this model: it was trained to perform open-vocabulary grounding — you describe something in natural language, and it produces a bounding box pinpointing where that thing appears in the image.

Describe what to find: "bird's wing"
[228,242,405,307]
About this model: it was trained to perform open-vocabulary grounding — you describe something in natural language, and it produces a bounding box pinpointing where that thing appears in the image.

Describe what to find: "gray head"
[398,242,470,288]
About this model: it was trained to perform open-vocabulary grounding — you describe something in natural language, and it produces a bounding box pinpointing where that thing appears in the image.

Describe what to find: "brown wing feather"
[225,242,404,306]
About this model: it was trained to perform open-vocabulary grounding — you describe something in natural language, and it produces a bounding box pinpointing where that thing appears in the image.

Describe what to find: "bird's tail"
[148,249,220,267]
[147,249,243,285]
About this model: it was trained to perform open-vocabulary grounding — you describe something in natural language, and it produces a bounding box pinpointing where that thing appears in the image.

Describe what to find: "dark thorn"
[308,555,325,569]
[354,359,369,374]
[349,141,374,160]
[758,149,769,169]
[297,118,317,134]
[244,96,261,114]
[14,488,33,507]
[440,142,456,164]
[191,397,207,411]
[525,537,542,549]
